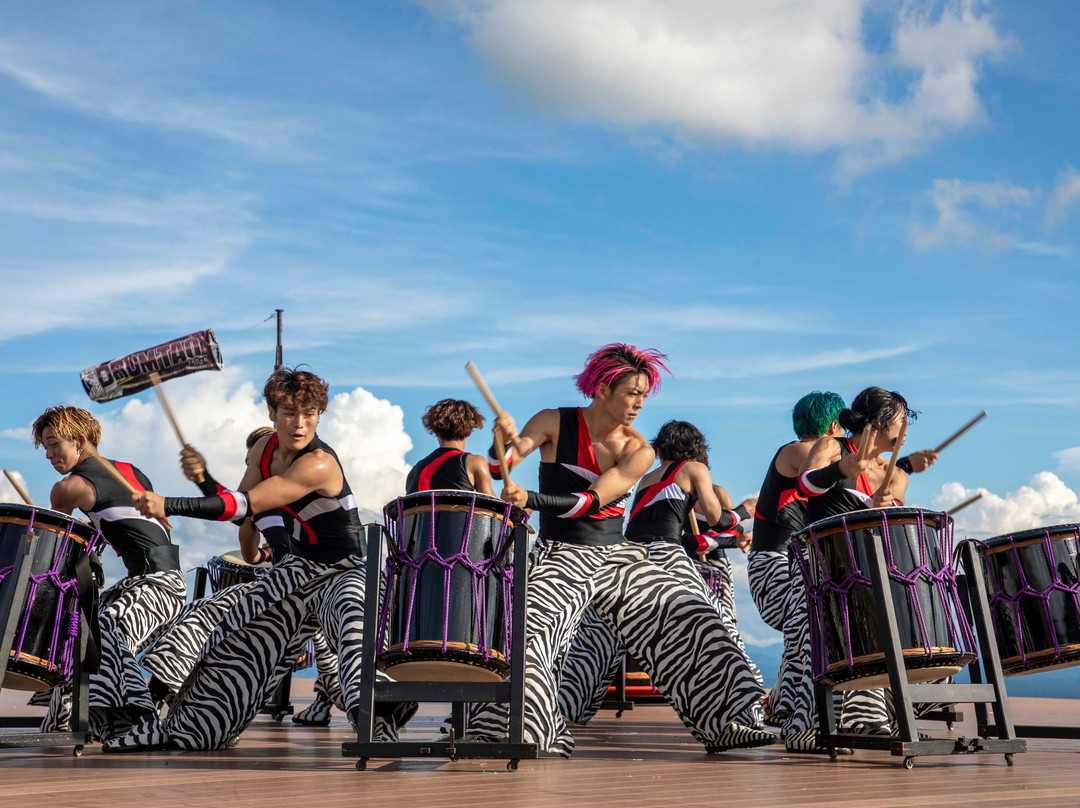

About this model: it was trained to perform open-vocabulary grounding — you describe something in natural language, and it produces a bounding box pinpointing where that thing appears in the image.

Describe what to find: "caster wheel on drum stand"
[506,759,519,772]
[615,710,624,719]
[72,745,84,758]
[828,749,838,762]
[355,759,368,771]
[1005,754,1014,767]
[273,714,284,725]
[903,756,916,770]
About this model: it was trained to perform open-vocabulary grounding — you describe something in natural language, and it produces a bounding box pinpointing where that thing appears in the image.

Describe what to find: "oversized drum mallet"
[3,469,34,506]
[465,361,524,454]
[149,372,205,484]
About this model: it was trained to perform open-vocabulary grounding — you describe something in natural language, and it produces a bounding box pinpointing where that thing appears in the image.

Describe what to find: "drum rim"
[980,523,1080,552]
[793,506,946,545]
[0,504,96,546]
[6,648,62,673]
[384,489,528,525]
[212,550,272,570]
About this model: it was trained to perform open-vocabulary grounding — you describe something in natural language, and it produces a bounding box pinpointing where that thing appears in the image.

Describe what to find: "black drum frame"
[812,534,1026,768]
[0,526,92,756]
[342,524,537,771]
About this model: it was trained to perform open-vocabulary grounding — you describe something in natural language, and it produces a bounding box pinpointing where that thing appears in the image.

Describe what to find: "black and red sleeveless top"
[802,437,878,524]
[624,460,691,543]
[537,408,628,546]
[406,447,473,493]
[751,443,808,555]
[257,433,362,563]
[72,455,176,576]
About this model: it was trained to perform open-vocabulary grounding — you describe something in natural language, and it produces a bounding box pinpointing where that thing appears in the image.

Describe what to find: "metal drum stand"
[813,536,1025,768]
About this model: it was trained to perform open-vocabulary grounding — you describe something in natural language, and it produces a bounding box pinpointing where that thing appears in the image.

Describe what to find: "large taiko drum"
[0,504,98,692]
[977,523,1080,676]
[794,507,977,690]
[377,490,527,682]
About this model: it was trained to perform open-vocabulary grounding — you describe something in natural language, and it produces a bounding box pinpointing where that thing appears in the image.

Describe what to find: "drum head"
[794,506,947,545]
[218,550,271,570]
[0,503,96,547]
[981,523,1080,553]
[379,641,508,683]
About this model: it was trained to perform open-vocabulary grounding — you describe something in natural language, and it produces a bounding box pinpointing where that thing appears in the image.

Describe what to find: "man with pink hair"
[469,344,772,756]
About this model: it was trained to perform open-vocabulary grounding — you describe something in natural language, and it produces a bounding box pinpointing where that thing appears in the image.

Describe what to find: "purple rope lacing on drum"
[375,494,518,665]
[794,510,974,680]
[697,564,725,603]
[980,526,1080,666]
[0,510,88,679]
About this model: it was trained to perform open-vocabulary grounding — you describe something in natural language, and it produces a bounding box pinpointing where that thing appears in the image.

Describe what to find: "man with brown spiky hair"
[31,405,187,743]
[104,368,414,751]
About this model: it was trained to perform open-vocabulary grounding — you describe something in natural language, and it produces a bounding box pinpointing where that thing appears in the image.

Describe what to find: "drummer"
[469,343,769,756]
[31,405,187,743]
[104,367,415,751]
[406,399,494,494]
[557,419,772,745]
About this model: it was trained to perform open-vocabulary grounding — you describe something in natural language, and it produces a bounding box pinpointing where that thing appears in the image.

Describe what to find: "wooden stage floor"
[3,680,1080,808]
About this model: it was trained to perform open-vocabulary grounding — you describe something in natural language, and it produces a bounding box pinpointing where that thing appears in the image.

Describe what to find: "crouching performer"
[32,406,187,743]
[468,344,768,756]
[103,368,414,751]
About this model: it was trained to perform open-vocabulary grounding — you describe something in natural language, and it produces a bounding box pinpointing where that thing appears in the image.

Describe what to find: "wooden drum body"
[0,504,98,692]
[377,490,526,682]
[978,524,1080,676]
[794,507,976,690]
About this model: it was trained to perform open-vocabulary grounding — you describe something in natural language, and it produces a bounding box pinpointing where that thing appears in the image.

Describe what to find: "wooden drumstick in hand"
[934,410,987,454]
[150,372,205,484]
[3,469,34,506]
[465,361,524,453]
[491,425,512,485]
[947,492,983,515]
[877,417,908,499]
[689,507,707,563]
[85,446,171,533]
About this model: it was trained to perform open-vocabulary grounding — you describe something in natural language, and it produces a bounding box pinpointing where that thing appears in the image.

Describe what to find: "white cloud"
[931,473,1080,539]
[911,178,1032,250]
[1054,447,1080,474]
[1047,165,1080,225]
[422,0,1009,172]
[1015,241,1074,258]
[91,368,413,571]
[0,469,31,506]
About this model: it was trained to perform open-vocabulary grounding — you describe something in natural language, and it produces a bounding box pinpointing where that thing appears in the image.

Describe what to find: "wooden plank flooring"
[3,681,1080,807]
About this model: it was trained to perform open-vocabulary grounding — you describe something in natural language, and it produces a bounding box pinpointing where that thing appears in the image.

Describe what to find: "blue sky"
[2,2,1079,693]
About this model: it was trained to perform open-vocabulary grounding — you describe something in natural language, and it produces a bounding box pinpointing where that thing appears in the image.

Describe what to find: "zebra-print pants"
[746,549,889,739]
[468,538,765,756]
[102,554,415,751]
[557,542,766,728]
[40,570,186,742]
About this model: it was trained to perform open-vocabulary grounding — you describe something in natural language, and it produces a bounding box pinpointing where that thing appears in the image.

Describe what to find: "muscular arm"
[238,519,262,564]
[467,454,495,496]
[776,441,813,478]
[682,462,724,525]
[49,475,96,515]
[490,409,559,478]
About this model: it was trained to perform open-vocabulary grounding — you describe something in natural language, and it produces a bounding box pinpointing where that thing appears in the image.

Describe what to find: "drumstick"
[465,361,523,453]
[934,410,988,454]
[150,372,205,484]
[86,447,171,533]
[856,424,874,457]
[491,425,512,484]
[3,469,34,505]
[877,417,908,498]
[947,492,983,515]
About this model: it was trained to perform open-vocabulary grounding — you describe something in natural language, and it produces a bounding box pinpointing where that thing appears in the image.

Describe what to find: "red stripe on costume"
[218,492,239,521]
[418,449,464,492]
[856,473,873,497]
[113,461,145,493]
[777,486,804,512]
[575,409,601,474]
[593,504,625,519]
[281,505,317,545]
[260,433,278,480]
[628,460,687,522]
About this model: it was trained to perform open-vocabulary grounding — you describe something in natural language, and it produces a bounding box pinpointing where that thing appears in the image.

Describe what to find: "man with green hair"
[747,391,937,751]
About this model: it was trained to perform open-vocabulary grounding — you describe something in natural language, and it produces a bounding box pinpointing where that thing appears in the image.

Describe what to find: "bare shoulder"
[776,441,812,476]
[51,474,94,512]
